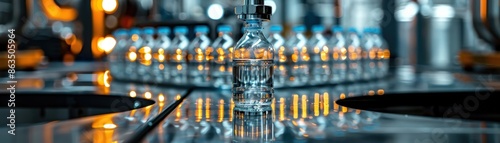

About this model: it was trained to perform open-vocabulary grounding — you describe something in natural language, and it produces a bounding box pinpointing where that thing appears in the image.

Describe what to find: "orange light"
[218,99,224,122]
[301,95,307,118]
[129,91,136,97]
[323,92,329,116]
[158,93,165,102]
[63,54,75,66]
[102,0,118,14]
[144,92,152,99]
[41,0,77,21]
[314,93,320,116]
[293,94,299,119]
[98,36,116,54]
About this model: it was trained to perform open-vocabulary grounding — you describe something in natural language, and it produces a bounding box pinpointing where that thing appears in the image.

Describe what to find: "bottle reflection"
[233,110,275,142]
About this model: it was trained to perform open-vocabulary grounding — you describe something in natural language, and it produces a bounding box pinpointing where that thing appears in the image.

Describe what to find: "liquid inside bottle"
[233,20,274,112]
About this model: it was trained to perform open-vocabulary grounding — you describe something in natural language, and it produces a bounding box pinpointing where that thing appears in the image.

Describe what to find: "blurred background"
[0,0,498,71]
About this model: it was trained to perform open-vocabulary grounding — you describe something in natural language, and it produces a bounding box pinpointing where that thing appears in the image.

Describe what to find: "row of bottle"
[268,25,390,87]
[108,25,390,88]
[108,25,234,88]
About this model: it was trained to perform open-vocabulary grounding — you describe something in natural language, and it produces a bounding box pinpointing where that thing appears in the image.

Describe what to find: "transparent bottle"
[284,25,309,86]
[211,25,234,89]
[152,27,171,83]
[233,20,274,112]
[344,27,363,82]
[187,25,212,86]
[267,24,287,88]
[108,28,128,80]
[372,28,390,78]
[125,28,143,81]
[137,27,156,82]
[169,26,190,85]
[307,25,330,85]
[361,28,376,80]
[328,26,347,83]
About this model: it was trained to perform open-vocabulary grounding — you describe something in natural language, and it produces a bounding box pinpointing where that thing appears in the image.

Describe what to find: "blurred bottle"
[284,25,309,86]
[152,27,171,83]
[169,26,190,85]
[360,28,376,80]
[210,25,234,89]
[327,26,347,83]
[307,25,330,85]
[137,27,156,82]
[125,28,144,81]
[187,25,212,86]
[372,28,390,78]
[344,28,363,82]
[108,28,129,80]
[267,25,287,88]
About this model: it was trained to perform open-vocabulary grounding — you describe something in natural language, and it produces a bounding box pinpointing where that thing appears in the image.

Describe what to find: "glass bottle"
[211,25,234,89]
[169,26,190,85]
[108,28,128,80]
[187,25,212,86]
[328,26,347,83]
[284,25,309,86]
[233,20,274,112]
[153,27,171,83]
[307,25,330,85]
[125,28,143,81]
[267,25,287,88]
[137,27,156,82]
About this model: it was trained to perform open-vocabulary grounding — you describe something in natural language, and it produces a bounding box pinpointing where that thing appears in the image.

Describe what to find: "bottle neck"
[244,20,263,31]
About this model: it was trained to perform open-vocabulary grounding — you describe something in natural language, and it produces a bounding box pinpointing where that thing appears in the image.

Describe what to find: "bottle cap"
[130,28,142,35]
[174,26,189,34]
[157,27,171,35]
[217,25,232,32]
[113,29,128,37]
[143,27,156,35]
[293,25,306,33]
[269,25,283,32]
[363,28,372,34]
[372,28,381,34]
[195,25,209,33]
[312,25,324,33]
[331,26,343,33]
[348,27,358,33]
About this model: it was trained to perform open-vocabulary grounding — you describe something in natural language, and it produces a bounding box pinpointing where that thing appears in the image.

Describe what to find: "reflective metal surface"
[1,62,500,143]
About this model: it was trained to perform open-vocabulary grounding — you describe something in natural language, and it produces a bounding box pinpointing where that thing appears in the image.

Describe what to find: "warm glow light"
[196,98,203,122]
[293,94,299,119]
[103,123,117,129]
[323,92,329,116]
[302,95,308,118]
[98,36,116,54]
[129,91,136,97]
[279,97,285,121]
[41,0,77,21]
[207,4,224,20]
[218,99,224,122]
[103,70,111,87]
[158,93,165,102]
[206,98,211,121]
[144,92,152,99]
[102,0,118,14]
[314,93,320,116]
